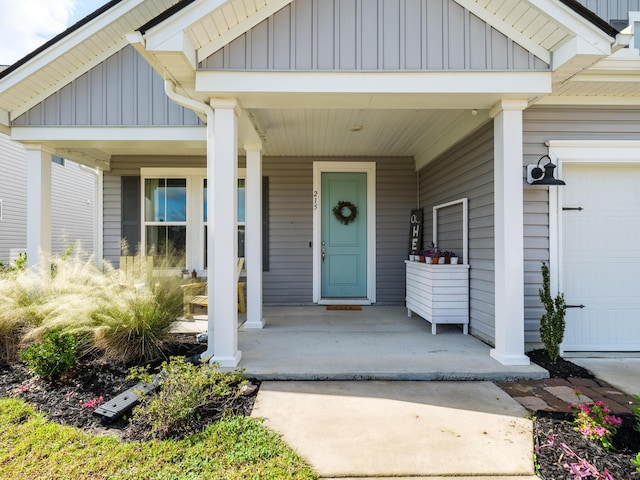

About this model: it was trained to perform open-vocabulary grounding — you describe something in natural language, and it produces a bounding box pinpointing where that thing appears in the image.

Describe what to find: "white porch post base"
[206,99,241,367]
[25,145,52,269]
[490,99,530,366]
[244,143,264,329]
[490,349,531,366]
[209,351,243,368]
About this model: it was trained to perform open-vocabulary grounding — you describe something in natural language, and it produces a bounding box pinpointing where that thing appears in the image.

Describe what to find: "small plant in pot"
[427,242,440,264]
[442,251,459,264]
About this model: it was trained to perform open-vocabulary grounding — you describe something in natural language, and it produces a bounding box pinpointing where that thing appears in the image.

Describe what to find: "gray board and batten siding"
[105,155,416,305]
[12,46,201,127]
[200,0,549,72]
[418,121,495,345]
[573,0,639,24]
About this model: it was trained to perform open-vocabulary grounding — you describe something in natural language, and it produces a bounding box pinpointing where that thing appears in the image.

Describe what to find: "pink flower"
[18,385,28,393]
[80,395,104,409]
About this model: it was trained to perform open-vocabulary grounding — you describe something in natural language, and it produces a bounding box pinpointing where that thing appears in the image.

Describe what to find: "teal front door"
[321,172,367,298]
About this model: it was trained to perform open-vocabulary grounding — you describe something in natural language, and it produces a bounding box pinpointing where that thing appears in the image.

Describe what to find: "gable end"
[199,0,550,72]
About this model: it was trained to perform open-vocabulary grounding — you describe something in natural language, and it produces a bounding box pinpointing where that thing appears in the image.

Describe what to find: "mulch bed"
[527,350,640,479]
[2,341,639,478]
[0,334,259,441]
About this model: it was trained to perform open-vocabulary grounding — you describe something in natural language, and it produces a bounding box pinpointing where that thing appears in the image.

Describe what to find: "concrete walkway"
[171,309,637,478]
[570,357,640,396]
[252,381,537,479]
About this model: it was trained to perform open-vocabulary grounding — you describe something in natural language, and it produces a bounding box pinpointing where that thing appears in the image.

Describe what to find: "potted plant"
[442,251,459,264]
[427,242,440,264]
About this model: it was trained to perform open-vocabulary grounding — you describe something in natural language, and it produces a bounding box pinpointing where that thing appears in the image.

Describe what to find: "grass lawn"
[0,398,317,479]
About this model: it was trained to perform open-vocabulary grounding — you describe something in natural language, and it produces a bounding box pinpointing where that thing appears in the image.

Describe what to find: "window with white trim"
[141,168,245,272]
[144,177,187,266]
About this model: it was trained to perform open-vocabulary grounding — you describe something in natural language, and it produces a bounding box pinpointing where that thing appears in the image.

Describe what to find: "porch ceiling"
[9,108,490,169]
[249,107,490,160]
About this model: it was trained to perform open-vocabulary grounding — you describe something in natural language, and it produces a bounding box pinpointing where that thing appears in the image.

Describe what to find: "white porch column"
[489,99,530,366]
[206,99,241,367]
[243,143,264,328]
[25,145,52,269]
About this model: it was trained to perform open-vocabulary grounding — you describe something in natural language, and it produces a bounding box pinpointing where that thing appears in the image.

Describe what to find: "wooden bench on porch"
[182,258,246,318]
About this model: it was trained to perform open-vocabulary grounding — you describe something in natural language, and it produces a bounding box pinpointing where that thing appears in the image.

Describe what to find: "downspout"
[164,80,212,122]
[164,80,216,360]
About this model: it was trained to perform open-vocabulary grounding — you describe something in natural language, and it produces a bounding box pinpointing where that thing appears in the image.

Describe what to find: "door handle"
[321,247,326,263]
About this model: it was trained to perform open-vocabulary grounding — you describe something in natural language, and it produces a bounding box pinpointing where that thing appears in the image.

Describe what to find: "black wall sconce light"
[526,155,566,185]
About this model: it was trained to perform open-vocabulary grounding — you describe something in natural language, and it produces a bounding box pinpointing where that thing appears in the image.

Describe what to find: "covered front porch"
[174,305,548,380]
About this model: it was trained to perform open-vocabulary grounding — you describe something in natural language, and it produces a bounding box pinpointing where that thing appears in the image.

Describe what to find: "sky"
[0,0,107,66]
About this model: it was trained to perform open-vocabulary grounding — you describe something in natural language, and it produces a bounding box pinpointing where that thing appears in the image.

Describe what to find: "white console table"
[405,260,469,334]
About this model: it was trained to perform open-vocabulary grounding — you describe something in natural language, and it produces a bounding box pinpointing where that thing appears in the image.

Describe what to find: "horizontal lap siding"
[200,0,547,71]
[418,122,495,344]
[0,134,95,263]
[376,157,418,303]
[13,46,201,127]
[104,155,416,303]
[103,156,211,266]
[103,173,122,266]
[263,157,314,303]
[262,156,416,304]
[522,106,640,346]
[51,162,96,254]
[0,134,27,264]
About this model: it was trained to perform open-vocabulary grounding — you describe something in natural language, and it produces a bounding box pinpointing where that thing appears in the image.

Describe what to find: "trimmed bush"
[19,330,77,381]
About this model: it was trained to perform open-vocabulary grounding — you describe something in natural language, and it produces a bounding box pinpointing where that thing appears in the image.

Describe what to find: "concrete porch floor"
[174,305,548,381]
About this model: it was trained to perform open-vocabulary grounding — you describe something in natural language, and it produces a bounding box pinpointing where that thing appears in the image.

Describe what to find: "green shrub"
[633,394,640,433]
[539,262,566,363]
[128,356,246,440]
[19,330,77,381]
[0,252,27,273]
[633,453,640,472]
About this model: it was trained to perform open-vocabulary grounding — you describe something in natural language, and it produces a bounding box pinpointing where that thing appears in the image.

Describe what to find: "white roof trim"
[534,96,640,106]
[547,140,640,163]
[456,0,614,69]
[9,39,129,121]
[0,0,147,92]
[10,126,206,142]
[197,71,552,96]
[195,0,294,63]
[455,0,552,64]
[143,0,294,66]
[144,0,231,46]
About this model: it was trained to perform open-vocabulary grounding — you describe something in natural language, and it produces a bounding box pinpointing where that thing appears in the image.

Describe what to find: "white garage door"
[562,164,640,351]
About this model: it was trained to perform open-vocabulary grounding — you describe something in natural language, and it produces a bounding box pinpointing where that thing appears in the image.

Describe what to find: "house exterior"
[0,132,97,265]
[1,0,639,367]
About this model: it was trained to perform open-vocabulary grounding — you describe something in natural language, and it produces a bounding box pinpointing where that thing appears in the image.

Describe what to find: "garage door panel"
[563,164,640,351]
